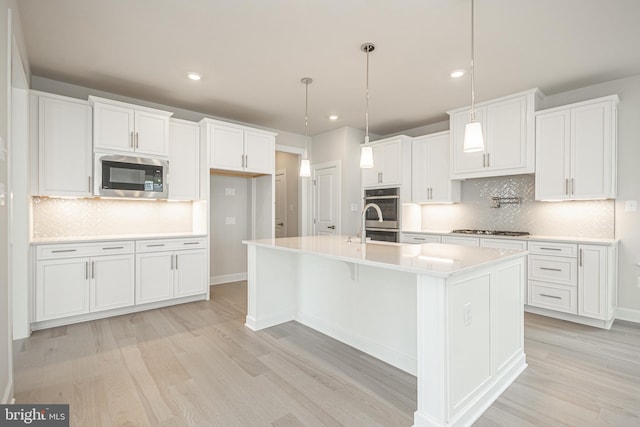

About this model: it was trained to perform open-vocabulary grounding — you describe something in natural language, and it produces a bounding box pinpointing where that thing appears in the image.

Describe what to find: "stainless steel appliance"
[451,229,530,237]
[95,153,168,199]
[364,187,400,242]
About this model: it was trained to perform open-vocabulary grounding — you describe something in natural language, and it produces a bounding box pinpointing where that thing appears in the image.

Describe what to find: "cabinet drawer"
[136,237,208,252]
[37,241,134,259]
[480,238,527,251]
[401,234,441,244]
[441,236,480,247]
[528,255,577,286]
[528,280,577,314]
[529,241,577,257]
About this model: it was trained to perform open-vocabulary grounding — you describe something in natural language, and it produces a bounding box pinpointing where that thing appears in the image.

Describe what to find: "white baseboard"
[616,307,640,323]
[210,273,247,285]
[2,379,13,404]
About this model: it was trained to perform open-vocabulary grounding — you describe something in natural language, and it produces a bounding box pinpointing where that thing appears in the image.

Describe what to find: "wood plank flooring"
[13,281,640,426]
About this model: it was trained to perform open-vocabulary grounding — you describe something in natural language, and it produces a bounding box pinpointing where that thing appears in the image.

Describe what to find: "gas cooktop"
[451,229,530,237]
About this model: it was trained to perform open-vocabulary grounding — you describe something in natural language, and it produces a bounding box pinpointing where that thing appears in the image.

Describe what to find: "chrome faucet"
[361,203,383,241]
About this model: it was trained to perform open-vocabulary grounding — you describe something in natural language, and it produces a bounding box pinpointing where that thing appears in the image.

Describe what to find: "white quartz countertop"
[31,232,208,245]
[243,235,526,278]
[402,230,618,245]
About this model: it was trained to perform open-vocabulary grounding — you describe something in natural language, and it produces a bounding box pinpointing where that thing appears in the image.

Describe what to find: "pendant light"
[463,0,485,153]
[360,42,375,168]
[299,77,312,177]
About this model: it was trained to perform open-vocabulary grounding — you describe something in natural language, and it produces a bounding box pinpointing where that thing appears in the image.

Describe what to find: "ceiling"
[17,0,640,137]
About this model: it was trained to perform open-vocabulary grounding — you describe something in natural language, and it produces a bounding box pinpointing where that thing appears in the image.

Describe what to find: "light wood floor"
[13,282,640,426]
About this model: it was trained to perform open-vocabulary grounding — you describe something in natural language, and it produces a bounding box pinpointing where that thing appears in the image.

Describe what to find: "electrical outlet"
[224,188,236,196]
[351,203,359,212]
[463,303,472,326]
[225,216,236,225]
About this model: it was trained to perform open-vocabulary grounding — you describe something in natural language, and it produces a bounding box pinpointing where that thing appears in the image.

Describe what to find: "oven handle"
[365,228,400,232]
[364,195,400,200]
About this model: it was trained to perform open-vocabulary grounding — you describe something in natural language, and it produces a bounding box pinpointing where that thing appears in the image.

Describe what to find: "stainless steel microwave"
[94,153,168,199]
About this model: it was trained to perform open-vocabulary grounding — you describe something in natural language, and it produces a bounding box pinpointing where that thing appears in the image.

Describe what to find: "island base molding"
[244,239,527,427]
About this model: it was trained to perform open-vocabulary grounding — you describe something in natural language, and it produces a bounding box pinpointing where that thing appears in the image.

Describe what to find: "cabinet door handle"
[539,247,562,251]
[102,246,124,250]
[579,248,583,267]
[183,242,200,246]
[88,176,92,192]
[85,261,89,280]
[135,132,139,149]
[571,178,575,195]
[540,293,562,300]
[175,254,179,270]
[146,243,165,247]
[91,261,95,279]
[170,254,174,270]
[482,153,486,168]
[565,178,569,195]
[414,237,426,241]
[52,249,77,253]
[130,131,134,148]
[377,172,382,184]
[539,267,562,272]
[487,153,490,167]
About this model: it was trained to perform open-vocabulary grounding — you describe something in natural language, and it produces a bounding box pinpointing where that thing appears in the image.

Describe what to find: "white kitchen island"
[243,235,527,427]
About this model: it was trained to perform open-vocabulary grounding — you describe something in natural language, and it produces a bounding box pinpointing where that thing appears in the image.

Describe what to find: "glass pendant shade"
[463,120,484,152]
[360,146,374,168]
[299,158,311,177]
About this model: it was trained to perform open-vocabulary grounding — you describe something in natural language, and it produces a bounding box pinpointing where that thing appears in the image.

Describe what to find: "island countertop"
[243,235,526,278]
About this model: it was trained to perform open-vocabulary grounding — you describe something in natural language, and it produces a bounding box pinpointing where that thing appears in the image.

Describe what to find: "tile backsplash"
[414,175,614,238]
[32,197,195,238]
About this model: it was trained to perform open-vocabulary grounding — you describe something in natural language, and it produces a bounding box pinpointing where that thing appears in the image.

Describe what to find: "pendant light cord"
[304,80,309,137]
[365,47,370,143]
[470,0,476,122]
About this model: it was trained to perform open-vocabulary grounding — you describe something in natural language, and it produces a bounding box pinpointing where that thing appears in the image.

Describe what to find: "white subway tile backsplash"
[32,197,194,238]
[419,175,614,238]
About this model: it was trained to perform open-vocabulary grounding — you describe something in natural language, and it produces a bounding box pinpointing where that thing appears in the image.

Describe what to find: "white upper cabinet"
[202,118,276,174]
[169,119,200,200]
[361,136,411,189]
[535,95,618,201]
[449,89,540,179]
[34,93,93,197]
[90,96,172,157]
[411,131,460,204]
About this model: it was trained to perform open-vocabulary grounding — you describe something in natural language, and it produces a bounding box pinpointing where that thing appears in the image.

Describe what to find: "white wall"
[209,175,250,284]
[310,126,365,235]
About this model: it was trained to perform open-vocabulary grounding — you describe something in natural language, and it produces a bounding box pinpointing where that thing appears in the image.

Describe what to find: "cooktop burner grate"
[451,229,530,237]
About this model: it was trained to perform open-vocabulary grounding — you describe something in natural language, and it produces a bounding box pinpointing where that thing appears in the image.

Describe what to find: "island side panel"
[245,244,297,330]
[295,253,418,375]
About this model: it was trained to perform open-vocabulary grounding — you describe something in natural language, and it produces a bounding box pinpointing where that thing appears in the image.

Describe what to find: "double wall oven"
[364,187,400,242]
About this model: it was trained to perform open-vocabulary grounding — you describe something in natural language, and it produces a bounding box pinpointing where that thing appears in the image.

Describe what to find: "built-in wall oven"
[364,187,400,242]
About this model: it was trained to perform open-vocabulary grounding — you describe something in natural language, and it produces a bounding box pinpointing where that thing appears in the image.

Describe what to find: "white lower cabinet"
[441,235,480,246]
[136,238,208,305]
[526,240,617,327]
[35,241,135,322]
[34,237,208,327]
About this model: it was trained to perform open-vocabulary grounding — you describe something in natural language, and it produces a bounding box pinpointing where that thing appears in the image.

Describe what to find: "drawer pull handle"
[183,242,200,245]
[540,247,562,251]
[146,244,165,247]
[413,238,426,241]
[52,249,77,253]
[539,267,562,272]
[102,246,124,250]
[540,293,562,300]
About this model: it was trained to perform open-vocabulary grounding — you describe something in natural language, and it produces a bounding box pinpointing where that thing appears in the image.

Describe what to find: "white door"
[578,245,607,320]
[451,108,486,175]
[485,96,527,171]
[169,120,200,200]
[313,162,340,235]
[93,102,135,152]
[244,130,275,173]
[209,124,244,171]
[275,170,287,237]
[535,110,571,200]
[36,258,90,321]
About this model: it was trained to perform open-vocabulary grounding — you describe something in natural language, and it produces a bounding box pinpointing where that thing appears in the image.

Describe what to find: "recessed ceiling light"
[450,70,465,78]
[329,115,339,121]
[187,72,201,81]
